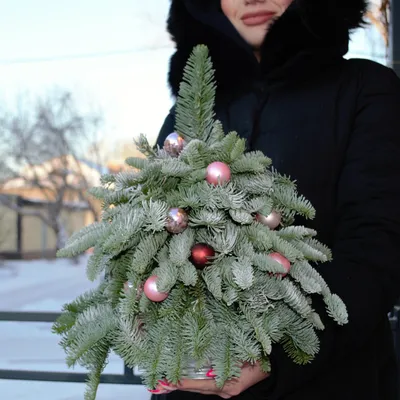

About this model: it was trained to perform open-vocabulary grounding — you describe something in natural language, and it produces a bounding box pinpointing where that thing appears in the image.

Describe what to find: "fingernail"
[148,389,161,393]
[206,368,217,378]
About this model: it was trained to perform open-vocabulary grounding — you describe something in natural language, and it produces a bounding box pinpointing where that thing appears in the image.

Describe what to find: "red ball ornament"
[206,162,231,186]
[164,132,186,157]
[190,243,215,269]
[269,252,291,277]
[143,276,169,302]
[166,208,189,234]
[256,211,282,230]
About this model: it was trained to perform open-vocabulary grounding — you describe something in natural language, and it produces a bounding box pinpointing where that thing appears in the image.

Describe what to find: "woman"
[152,0,400,399]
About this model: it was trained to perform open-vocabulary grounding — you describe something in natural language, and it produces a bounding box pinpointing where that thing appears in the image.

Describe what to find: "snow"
[0,256,151,400]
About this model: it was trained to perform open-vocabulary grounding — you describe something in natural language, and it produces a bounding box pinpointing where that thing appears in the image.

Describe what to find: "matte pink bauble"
[256,211,282,230]
[206,162,231,186]
[269,252,291,277]
[164,132,186,157]
[143,276,169,302]
[166,208,189,234]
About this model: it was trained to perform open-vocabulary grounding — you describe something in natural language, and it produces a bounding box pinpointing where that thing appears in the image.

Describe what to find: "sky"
[0,0,387,154]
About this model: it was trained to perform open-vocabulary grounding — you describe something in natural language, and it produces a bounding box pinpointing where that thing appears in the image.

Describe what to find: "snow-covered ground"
[0,256,150,400]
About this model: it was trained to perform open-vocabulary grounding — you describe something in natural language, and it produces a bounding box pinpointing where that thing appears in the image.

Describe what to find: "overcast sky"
[0,0,387,149]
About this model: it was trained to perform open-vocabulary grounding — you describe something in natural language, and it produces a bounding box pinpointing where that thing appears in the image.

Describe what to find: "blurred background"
[0,0,394,399]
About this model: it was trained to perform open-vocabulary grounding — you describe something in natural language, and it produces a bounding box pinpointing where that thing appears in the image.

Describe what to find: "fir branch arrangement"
[53,45,348,399]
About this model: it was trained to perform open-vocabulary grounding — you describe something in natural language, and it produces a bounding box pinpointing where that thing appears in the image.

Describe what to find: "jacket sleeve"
[156,106,176,148]
[262,62,400,398]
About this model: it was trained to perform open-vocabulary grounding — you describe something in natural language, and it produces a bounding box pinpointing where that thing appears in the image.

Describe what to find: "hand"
[154,362,269,399]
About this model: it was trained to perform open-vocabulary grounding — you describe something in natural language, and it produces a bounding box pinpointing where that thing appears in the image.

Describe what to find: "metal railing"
[0,311,142,385]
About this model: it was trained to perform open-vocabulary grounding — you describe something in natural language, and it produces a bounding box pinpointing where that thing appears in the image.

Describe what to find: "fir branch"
[229,324,261,364]
[243,196,273,214]
[129,232,168,274]
[65,303,116,368]
[290,240,329,263]
[161,159,193,177]
[210,222,239,255]
[174,45,216,142]
[100,174,116,185]
[252,253,287,274]
[84,345,110,400]
[180,169,208,186]
[277,226,318,240]
[240,304,272,355]
[125,157,149,170]
[243,224,273,252]
[154,263,179,293]
[304,238,332,261]
[233,236,256,260]
[113,316,147,368]
[57,222,110,258]
[229,209,254,224]
[281,336,314,365]
[279,278,314,318]
[203,266,223,299]
[179,261,199,286]
[262,308,284,342]
[232,174,273,195]
[114,171,141,191]
[179,139,209,169]
[182,311,213,361]
[272,186,316,220]
[215,184,247,210]
[189,208,227,230]
[86,247,112,282]
[222,286,240,306]
[324,293,349,325]
[232,257,254,290]
[102,209,144,255]
[142,199,169,232]
[231,152,271,174]
[207,120,226,146]
[134,133,157,158]
[212,329,242,388]
[289,261,327,294]
[271,234,304,262]
[169,228,196,267]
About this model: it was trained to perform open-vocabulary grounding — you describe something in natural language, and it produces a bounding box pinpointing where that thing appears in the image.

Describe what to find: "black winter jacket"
[153,1,400,399]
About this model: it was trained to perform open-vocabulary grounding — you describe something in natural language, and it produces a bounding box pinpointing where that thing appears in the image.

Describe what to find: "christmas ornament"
[206,162,231,186]
[256,210,282,230]
[164,132,186,157]
[124,281,144,299]
[166,208,189,234]
[269,252,291,276]
[190,243,215,269]
[143,276,169,302]
[123,281,133,292]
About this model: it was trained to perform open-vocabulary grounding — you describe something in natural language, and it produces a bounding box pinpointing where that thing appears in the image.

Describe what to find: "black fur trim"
[166,0,369,96]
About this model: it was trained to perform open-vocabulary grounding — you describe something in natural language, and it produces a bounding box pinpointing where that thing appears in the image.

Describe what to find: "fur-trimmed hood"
[166,0,369,96]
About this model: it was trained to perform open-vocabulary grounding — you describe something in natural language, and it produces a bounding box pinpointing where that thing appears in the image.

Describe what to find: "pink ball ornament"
[143,276,169,302]
[166,208,189,234]
[256,211,282,230]
[164,132,186,157]
[206,162,231,186]
[269,252,291,277]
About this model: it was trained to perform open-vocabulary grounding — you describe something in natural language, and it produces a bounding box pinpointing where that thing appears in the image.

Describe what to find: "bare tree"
[0,89,105,251]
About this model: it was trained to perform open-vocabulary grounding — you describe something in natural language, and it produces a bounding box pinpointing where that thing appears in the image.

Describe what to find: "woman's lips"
[241,11,275,26]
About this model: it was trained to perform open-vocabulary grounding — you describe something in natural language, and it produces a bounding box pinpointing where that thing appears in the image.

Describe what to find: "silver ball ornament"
[166,208,189,234]
[256,210,282,230]
[164,132,186,157]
